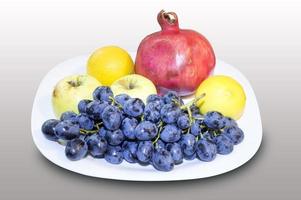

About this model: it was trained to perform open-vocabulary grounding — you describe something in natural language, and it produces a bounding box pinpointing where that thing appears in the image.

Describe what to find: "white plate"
[31,53,262,181]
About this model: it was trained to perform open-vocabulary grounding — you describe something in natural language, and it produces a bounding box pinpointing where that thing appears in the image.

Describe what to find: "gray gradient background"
[1,0,301,199]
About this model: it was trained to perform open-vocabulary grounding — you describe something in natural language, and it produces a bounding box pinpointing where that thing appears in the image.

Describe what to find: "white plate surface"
[31,53,262,181]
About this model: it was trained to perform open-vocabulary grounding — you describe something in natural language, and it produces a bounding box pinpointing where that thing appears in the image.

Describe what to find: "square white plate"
[31,53,262,181]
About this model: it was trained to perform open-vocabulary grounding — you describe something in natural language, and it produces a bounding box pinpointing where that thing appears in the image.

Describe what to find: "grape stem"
[194,117,205,120]
[109,96,123,108]
[213,131,217,137]
[180,93,206,124]
[152,131,161,144]
[157,121,163,128]
[95,122,103,130]
[187,106,193,125]
[80,129,98,134]
[172,99,181,106]
[80,122,103,134]
[181,93,206,109]
[152,122,163,144]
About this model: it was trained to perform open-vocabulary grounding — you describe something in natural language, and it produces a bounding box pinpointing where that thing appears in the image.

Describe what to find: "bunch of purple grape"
[41,86,244,171]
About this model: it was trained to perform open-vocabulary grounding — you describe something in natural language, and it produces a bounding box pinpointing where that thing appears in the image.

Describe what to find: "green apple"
[111,74,157,103]
[52,74,101,118]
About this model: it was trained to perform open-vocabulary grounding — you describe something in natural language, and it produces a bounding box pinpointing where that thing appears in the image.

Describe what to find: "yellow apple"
[52,74,101,118]
[111,74,157,103]
[195,75,246,120]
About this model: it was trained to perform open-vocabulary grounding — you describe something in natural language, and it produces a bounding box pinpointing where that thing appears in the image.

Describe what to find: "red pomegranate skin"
[135,10,216,96]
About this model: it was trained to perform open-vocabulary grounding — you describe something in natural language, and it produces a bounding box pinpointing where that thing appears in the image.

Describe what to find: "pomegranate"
[135,10,216,96]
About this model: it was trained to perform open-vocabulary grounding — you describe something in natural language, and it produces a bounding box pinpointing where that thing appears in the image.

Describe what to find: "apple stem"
[67,77,82,87]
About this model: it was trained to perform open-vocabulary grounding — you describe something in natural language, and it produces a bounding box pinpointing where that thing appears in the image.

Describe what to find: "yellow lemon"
[195,75,246,120]
[87,46,134,86]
